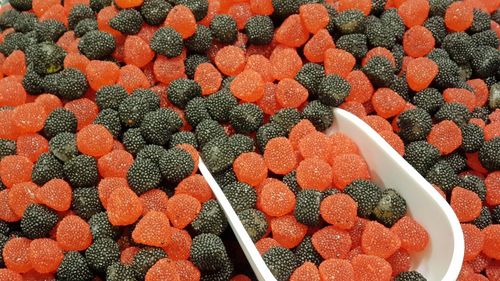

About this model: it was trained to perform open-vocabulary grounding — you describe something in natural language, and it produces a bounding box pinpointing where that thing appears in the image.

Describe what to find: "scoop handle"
[198,159,277,281]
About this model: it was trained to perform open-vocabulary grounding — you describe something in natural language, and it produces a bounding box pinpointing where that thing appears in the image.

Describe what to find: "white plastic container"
[199,108,464,281]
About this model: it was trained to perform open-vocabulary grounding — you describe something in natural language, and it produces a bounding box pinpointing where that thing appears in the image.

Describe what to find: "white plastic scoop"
[199,108,464,281]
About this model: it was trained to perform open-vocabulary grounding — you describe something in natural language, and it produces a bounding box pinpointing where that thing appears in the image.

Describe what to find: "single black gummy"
[294,189,322,226]
[223,182,257,212]
[72,188,105,220]
[127,157,162,195]
[471,30,499,48]
[185,97,212,127]
[57,251,94,281]
[270,108,302,134]
[195,119,227,146]
[31,152,65,185]
[229,103,264,134]
[425,161,460,193]
[9,0,32,11]
[404,141,440,175]
[13,12,37,33]
[96,85,129,111]
[397,108,433,142]
[133,88,161,111]
[228,134,255,156]
[85,238,120,273]
[109,9,143,35]
[302,100,334,131]
[190,233,230,271]
[479,137,500,171]
[413,88,444,114]
[42,72,62,96]
[201,138,236,174]
[256,123,288,152]
[169,131,198,149]
[461,123,484,152]
[56,68,89,100]
[26,42,66,75]
[0,32,30,55]
[469,46,500,78]
[88,212,120,240]
[271,0,301,19]
[435,102,471,127]
[442,151,467,173]
[175,0,209,21]
[442,32,474,65]
[205,89,239,123]
[345,179,383,218]
[123,128,147,156]
[431,58,462,89]
[237,208,268,242]
[293,236,323,266]
[333,10,366,35]
[0,139,16,160]
[295,62,325,99]
[380,8,405,41]
[373,188,407,227]
[167,78,202,109]
[362,56,394,87]
[191,200,228,236]
[74,18,98,37]
[21,203,58,239]
[159,147,194,184]
[150,27,183,58]
[78,30,116,60]
[364,15,396,49]
[68,4,96,30]
[336,33,368,59]
[210,14,238,44]
[184,24,213,54]
[49,132,78,162]
[389,75,411,101]
[244,15,274,45]
[140,0,172,26]
[22,66,45,95]
[64,155,99,188]
[469,9,491,33]
[262,246,298,281]
[472,206,492,229]
[93,109,122,138]
[131,247,167,280]
[0,10,20,30]
[318,74,351,106]
[140,108,182,145]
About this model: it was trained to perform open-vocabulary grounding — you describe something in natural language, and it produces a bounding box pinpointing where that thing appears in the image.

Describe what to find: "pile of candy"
[0,0,498,280]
